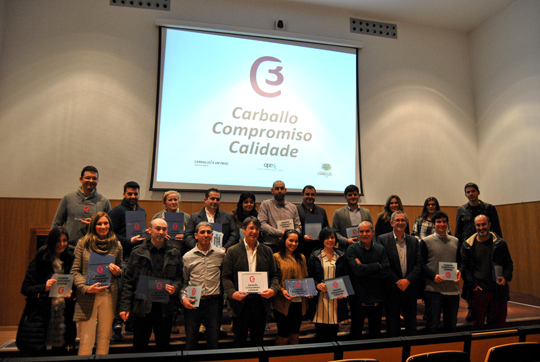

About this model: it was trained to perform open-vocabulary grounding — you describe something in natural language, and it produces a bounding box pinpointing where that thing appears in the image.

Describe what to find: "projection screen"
[151,27,361,194]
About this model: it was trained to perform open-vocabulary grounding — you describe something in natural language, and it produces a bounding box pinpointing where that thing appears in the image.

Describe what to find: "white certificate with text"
[238,272,268,294]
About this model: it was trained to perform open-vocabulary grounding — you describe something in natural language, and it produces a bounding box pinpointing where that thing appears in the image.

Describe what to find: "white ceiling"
[279,0,518,33]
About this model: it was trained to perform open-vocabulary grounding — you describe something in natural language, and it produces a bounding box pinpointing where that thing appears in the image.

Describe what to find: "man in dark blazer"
[377,210,422,337]
[332,184,373,252]
[221,216,280,347]
[297,185,329,258]
[184,188,239,255]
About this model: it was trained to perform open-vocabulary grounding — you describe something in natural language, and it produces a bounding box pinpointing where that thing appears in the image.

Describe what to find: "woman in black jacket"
[18,227,76,354]
[307,227,349,342]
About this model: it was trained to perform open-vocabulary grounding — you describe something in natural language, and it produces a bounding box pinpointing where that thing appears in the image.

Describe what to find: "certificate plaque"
[49,274,73,298]
[285,278,317,297]
[126,210,147,239]
[493,264,504,283]
[277,219,294,231]
[85,252,114,287]
[439,262,458,281]
[238,272,268,294]
[134,275,171,303]
[186,285,202,307]
[305,214,323,239]
[345,225,359,240]
[210,223,224,248]
[148,279,170,303]
[324,275,354,300]
[165,212,184,238]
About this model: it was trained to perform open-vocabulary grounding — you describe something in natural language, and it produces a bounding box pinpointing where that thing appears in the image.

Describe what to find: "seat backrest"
[485,342,540,362]
[406,351,470,362]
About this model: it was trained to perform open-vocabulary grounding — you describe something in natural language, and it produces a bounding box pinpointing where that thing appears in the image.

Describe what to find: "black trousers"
[232,296,267,348]
[350,299,383,339]
[133,303,173,352]
[385,288,417,337]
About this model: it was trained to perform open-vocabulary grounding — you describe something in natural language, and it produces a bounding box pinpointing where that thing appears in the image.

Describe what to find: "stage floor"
[2,291,540,355]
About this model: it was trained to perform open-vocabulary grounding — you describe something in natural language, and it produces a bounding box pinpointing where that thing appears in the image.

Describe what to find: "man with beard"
[184,188,239,255]
[332,184,373,252]
[109,181,147,261]
[455,182,503,321]
[296,185,329,259]
[258,180,301,253]
[109,181,147,339]
[460,215,513,330]
[51,165,111,247]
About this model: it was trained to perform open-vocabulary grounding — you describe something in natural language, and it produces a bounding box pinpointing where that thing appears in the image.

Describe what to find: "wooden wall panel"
[10,196,540,328]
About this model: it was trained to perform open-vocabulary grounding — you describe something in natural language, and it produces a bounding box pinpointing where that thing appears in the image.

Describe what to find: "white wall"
[471,0,540,205]
[0,0,478,205]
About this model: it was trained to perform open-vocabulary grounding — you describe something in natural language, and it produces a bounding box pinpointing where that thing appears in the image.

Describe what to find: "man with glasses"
[378,211,422,337]
[51,165,111,247]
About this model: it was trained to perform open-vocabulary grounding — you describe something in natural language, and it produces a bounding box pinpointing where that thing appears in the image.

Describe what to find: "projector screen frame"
[150,19,365,196]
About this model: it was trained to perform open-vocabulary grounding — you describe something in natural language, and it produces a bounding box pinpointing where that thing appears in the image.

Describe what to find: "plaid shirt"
[258,198,301,245]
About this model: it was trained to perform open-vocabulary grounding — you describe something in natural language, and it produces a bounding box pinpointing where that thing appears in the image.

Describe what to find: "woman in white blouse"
[307,227,349,342]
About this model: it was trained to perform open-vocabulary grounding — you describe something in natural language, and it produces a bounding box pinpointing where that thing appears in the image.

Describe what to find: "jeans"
[184,296,223,350]
[424,291,459,333]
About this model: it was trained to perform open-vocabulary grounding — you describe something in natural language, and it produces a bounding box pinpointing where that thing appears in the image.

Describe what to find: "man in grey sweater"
[51,165,111,247]
[419,211,461,334]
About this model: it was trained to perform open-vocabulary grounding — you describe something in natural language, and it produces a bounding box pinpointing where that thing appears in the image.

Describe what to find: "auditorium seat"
[484,342,540,362]
[405,351,470,362]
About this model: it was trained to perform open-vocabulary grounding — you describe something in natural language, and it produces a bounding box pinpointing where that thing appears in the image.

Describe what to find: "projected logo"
[318,163,333,178]
[250,56,283,97]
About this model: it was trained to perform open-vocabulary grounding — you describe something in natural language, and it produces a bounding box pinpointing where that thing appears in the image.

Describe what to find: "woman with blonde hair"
[71,212,123,355]
[152,190,190,249]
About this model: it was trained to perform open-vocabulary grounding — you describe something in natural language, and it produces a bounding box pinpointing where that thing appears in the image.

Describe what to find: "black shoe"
[112,324,123,341]
[466,310,473,322]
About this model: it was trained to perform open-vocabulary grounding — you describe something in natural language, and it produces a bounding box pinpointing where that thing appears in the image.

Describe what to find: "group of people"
[17,165,514,356]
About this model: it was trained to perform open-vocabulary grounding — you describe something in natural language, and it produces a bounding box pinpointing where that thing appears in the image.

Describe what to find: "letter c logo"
[333,281,338,288]
[250,276,256,282]
[250,56,283,97]
[157,282,163,290]
[97,266,103,274]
